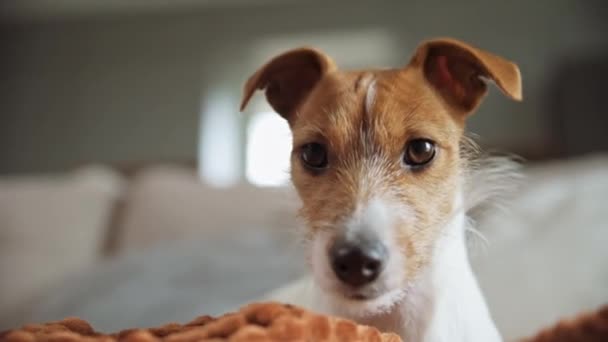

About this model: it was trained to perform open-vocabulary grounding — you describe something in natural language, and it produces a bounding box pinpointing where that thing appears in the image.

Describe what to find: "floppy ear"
[240,48,336,119]
[409,38,522,114]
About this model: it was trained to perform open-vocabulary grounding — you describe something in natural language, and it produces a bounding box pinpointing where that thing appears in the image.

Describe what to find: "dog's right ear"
[240,48,336,120]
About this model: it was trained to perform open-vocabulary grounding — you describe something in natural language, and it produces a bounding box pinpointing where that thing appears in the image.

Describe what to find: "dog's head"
[241,38,521,315]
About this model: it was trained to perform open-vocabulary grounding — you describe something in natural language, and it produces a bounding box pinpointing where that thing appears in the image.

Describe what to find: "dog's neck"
[314,208,501,342]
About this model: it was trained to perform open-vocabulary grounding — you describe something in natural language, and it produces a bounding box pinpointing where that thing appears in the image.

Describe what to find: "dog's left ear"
[409,38,522,114]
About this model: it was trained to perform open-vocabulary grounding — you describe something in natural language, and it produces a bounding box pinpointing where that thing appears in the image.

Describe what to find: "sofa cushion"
[0,165,125,321]
[116,165,300,253]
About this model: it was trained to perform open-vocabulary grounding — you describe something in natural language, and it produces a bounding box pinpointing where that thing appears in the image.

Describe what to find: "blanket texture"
[0,302,400,342]
[1,302,606,342]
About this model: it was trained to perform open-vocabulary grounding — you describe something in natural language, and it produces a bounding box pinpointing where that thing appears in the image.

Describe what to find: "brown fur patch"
[289,66,465,279]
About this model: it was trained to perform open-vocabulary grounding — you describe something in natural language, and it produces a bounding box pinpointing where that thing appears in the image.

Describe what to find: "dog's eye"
[300,143,328,170]
[403,139,436,168]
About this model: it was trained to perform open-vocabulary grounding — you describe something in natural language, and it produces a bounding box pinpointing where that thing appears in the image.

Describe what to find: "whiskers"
[460,134,524,250]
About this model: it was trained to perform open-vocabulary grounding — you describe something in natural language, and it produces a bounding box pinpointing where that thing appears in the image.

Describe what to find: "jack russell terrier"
[240,37,522,341]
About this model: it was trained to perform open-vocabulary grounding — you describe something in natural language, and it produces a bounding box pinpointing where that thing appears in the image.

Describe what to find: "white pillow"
[116,165,300,253]
[0,165,124,319]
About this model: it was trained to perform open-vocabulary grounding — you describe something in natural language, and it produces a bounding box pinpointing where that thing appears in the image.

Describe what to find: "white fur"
[264,190,502,342]
[365,79,377,116]
[422,208,501,341]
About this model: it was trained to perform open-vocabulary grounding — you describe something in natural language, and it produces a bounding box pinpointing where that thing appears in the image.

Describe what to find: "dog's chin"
[322,287,406,318]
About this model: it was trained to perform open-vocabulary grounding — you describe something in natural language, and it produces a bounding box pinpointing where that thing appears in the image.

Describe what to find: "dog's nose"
[329,236,388,287]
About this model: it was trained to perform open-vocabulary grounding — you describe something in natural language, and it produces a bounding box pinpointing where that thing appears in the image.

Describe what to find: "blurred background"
[1,0,607,340]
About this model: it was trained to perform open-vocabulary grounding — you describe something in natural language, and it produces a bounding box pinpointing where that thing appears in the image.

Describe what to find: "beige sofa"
[0,164,300,328]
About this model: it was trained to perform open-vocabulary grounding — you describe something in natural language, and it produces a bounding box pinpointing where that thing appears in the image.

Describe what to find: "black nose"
[329,236,388,287]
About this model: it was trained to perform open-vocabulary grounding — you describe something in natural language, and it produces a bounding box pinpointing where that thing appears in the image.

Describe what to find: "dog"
[240,37,522,341]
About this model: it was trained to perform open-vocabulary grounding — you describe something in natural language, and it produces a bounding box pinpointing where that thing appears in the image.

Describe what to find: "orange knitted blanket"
[1,302,606,342]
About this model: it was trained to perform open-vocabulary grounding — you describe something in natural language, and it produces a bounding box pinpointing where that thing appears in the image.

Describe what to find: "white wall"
[1,0,606,174]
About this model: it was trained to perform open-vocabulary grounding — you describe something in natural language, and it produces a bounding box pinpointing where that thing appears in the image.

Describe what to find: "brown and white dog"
[240,37,522,341]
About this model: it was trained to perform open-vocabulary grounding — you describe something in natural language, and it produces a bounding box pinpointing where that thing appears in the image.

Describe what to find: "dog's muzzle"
[329,232,388,288]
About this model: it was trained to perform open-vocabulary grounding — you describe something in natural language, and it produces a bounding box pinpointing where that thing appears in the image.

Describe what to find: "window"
[245,111,292,187]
